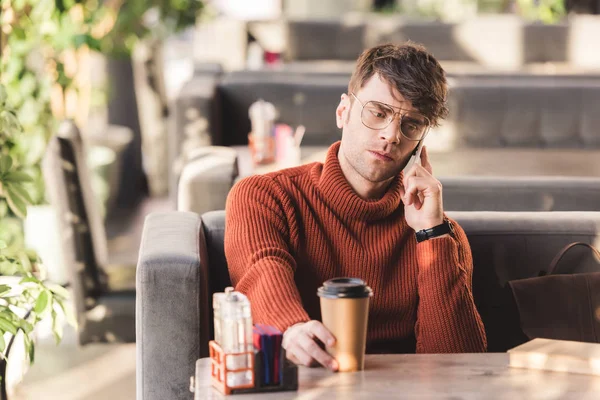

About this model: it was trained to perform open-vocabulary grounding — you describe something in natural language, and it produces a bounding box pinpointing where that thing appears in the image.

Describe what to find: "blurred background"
[1,0,600,399]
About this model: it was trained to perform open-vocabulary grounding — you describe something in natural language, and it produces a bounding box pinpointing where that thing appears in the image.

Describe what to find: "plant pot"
[23,205,68,285]
[87,146,116,219]
[2,331,30,400]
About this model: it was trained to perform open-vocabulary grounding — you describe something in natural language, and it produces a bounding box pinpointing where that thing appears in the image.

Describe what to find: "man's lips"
[369,150,394,161]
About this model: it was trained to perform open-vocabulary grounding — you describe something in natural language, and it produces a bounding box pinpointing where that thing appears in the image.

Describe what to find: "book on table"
[508,338,600,376]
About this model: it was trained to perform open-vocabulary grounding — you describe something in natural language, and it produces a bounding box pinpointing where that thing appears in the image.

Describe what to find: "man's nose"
[379,119,400,144]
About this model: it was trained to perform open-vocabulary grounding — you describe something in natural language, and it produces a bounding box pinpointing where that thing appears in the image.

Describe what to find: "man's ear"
[336,94,350,129]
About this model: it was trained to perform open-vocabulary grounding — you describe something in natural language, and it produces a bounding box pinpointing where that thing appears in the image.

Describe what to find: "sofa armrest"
[440,176,600,212]
[177,146,238,214]
[136,211,205,400]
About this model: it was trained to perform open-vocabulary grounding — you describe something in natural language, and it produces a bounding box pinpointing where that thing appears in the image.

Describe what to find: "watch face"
[415,230,428,243]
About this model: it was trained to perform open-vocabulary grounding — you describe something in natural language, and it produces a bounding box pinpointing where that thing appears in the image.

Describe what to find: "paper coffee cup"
[318,278,372,372]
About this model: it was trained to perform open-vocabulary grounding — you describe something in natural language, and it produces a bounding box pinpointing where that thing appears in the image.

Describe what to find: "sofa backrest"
[447,78,600,149]
[200,210,600,352]
[194,72,600,149]
[286,19,365,61]
[441,176,600,212]
[285,15,600,68]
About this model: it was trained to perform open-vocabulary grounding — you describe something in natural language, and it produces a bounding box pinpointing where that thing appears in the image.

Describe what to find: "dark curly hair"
[348,43,449,126]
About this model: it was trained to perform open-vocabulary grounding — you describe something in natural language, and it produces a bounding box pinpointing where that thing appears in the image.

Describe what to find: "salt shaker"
[213,287,253,387]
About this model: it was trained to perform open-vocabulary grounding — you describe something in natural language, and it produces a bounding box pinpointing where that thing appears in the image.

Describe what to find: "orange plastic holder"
[209,341,255,395]
[208,340,298,396]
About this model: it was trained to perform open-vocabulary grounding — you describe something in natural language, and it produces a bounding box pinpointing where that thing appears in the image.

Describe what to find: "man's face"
[336,74,423,184]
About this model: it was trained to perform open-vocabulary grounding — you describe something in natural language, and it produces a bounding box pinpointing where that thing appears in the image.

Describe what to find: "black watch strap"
[415,219,453,243]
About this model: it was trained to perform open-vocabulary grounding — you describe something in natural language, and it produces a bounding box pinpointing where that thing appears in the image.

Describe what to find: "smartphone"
[404,140,425,172]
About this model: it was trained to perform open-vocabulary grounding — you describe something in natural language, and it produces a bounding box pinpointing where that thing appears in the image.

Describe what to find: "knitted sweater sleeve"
[414,218,488,353]
[224,175,310,332]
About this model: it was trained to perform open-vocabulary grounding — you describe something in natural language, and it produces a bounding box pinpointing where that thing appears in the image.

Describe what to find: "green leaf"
[0,285,11,296]
[0,200,8,218]
[73,34,87,48]
[19,276,40,285]
[22,332,34,364]
[72,34,102,51]
[0,156,12,174]
[58,300,78,329]
[18,73,37,98]
[0,310,19,325]
[51,309,63,344]
[5,171,33,183]
[19,131,47,167]
[19,319,33,335]
[46,282,70,299]
[0,241,6,250]
[0,110,23,135]
[0,260,18,276]
[6,183,33,206]
[0,317,18,335]
[34,290,52,316]
[28,336,34,363]
[3,57,24,82]
[4,189,27,218]
[0,333,5,354]
[0,86,7,105]
[55,0,67,12]
[17,251,32,273]
[15,98,41,128]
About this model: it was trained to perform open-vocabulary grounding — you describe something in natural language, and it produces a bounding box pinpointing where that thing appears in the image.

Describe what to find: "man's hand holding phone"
[400,145,445,233]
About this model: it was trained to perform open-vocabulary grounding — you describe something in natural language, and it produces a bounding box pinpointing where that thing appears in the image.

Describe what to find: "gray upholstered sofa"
[136,210,600,400]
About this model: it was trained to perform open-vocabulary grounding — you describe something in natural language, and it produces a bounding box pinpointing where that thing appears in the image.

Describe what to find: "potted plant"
[0,1,96,396]
[1,0,93,283]
[0,85,75,400]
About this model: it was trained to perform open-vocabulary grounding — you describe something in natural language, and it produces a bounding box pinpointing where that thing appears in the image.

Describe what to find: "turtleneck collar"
[310,141,404,221]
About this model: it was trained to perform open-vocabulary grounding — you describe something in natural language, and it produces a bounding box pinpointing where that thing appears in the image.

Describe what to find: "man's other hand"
[282,320,339,371]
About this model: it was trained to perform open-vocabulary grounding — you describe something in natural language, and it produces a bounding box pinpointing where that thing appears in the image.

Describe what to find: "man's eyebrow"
[371,99,418,114]
[403,116,427,125]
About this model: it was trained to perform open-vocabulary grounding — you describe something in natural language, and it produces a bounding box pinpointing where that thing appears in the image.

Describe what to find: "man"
[225,43,487,372]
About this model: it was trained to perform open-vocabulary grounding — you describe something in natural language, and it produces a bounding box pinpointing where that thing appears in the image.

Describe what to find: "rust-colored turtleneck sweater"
[225,142,487,353]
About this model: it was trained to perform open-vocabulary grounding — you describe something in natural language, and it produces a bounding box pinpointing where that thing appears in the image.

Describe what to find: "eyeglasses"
[350,93,430,141]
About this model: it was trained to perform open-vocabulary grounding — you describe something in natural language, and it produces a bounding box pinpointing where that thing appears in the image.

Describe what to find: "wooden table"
[194,353,600,399]
[234,146,327,178]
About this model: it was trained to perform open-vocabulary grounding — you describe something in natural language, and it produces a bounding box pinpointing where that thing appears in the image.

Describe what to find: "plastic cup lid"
[317,277,373,299]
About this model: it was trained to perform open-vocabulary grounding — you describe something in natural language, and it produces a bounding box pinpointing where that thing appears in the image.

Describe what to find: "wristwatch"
[415,219,454,243]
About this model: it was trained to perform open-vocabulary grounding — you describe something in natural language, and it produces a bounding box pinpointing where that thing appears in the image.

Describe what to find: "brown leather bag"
[508,242,600,344]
